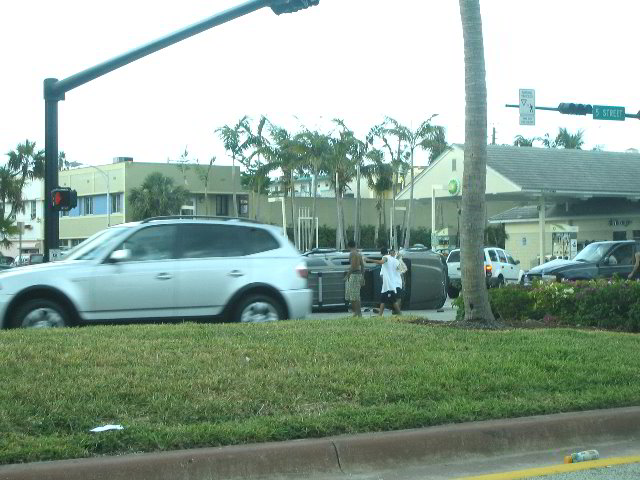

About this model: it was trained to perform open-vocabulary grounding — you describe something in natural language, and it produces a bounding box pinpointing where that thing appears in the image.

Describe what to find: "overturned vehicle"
[303,247,448,311]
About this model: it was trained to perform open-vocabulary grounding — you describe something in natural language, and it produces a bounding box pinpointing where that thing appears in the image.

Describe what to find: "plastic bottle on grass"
[564,450,600,463]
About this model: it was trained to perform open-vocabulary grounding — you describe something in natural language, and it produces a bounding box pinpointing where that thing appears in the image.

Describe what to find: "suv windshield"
[65,227,131,261]
[573,243,611,263]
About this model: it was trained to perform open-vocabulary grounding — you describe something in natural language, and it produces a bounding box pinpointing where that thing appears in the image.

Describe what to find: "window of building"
[239,197,249,216]
[60,209,70,217]
[30,200,37,220]
[452,159,457,172]
[633,230,640,240]
[216,195,229,216]
[613,231,627,241]
[111,193,122,214]
[83,197,93,215]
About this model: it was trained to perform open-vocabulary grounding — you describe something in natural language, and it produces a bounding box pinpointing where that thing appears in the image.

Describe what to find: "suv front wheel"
[12,299,70,328]
[235,294,284,323]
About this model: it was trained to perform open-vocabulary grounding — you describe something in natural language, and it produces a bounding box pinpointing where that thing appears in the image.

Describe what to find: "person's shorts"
[380,290,397,305]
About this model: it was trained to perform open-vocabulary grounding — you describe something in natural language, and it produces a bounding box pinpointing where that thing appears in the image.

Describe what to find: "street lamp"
[431,184,444,250]
[42,0,320,261]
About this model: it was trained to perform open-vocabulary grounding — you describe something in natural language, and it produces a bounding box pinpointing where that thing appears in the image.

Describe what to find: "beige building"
[58,158,246,246]
[397,144,640,263]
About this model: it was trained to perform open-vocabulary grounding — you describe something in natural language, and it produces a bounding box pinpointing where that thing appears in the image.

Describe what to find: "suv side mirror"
[108,249,131,263]
[515,259,520,265]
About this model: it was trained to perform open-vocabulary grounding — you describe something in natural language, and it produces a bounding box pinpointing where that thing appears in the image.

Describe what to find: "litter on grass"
[90,424,124,433]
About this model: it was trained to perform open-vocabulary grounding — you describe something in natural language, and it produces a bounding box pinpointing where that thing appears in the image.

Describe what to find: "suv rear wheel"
[12,299,69,328]
[235,294,284,323]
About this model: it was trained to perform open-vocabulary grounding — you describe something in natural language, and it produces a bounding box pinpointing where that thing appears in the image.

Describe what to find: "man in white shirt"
[366,247,401,316]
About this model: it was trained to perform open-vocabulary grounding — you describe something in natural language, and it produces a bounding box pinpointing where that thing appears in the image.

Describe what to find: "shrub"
[452,285,536,322]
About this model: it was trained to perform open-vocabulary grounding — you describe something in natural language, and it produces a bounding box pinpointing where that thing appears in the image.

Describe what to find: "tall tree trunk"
[459,0,497,326]
[391,167,397,249]
[311,167,318,228]
[231,158,238,217]
[255,177,262,221]
[355,162,361,246]
[404,148,415,249]
[290,172,297,248]
[335,172,345,250]
[204,186,208,216]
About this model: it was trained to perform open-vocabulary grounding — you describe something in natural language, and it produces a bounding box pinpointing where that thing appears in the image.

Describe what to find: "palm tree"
[382,116,443,249]
[458,0,497,327]
[292,129,331,228]
[327,121,358,250]
[194,157,216,216]
[6,139,45,190]
[362,148,393,247]
[216,117,250,217]
[554,128,585,149]
[241,116,271,220]
[513,135,535,147]
[128,172,190,221]
[372,121,408,249]
[0,167,23,247]
[422,125,448,163]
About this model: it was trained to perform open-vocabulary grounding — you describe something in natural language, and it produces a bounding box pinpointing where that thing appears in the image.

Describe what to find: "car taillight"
[485,264,492,276]
[296,263,308,279]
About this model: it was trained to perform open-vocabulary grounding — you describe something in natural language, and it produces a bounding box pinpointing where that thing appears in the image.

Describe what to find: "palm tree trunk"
[459,0,497,326]
[255,177,262,221]
[290,172,297,248]
[311,167,318,228]
[391,167,397,250]
[204,186,208,216]
[232,157,238,217]
[404,148,415,249]
[355,162,361,246]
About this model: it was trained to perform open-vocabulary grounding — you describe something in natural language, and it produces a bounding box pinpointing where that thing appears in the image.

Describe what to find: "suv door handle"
[156,273,173,280]
[228,270,245,278]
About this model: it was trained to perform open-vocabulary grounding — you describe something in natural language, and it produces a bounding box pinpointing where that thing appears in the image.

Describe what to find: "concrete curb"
[1,406,639,480]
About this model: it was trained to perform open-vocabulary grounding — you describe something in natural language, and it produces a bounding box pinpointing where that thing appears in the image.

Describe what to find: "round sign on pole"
[448,179,460,195]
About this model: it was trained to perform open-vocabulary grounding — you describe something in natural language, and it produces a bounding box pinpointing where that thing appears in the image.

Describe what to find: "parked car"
[304,246,448,310]
[10,253,44,267]
[0,256,13,270]
[0,217,312,329]
[524,240,640,284]
[446,247,524,298]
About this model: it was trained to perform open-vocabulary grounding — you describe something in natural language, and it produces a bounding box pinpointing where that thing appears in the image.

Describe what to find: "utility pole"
[491,126,496,145]
[42,0,320,261]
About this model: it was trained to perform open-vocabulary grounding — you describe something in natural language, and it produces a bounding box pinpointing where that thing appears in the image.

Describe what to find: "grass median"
[1,316,639,464]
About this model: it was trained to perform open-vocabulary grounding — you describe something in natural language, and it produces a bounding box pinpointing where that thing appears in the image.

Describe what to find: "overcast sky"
[2,0,639,169]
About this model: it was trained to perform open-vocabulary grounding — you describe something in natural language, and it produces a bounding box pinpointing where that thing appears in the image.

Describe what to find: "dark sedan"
[524,240,639,283]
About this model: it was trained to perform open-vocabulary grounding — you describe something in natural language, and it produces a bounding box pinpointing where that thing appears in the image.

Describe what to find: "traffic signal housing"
[51,187,77,211]
[557,103,593,115]
[271,0,319,15]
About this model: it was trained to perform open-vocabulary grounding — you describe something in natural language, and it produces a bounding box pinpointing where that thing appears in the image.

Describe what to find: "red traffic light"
[51,187,77,211]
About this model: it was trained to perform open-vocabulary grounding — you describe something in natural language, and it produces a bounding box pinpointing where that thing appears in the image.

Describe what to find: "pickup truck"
[524,240,640,284]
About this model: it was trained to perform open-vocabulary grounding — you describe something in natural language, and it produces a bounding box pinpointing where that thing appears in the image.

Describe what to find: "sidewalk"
[1,407,638,480]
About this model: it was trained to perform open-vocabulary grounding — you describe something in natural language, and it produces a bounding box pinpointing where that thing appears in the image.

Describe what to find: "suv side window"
[487,249,498,262]
[447,250,460,263]
[179,224,245,258]
[497,250,507,263]
[244,227,280,255]
[117,225,178,261]
[609,244,634,265]
[507,254,517,265]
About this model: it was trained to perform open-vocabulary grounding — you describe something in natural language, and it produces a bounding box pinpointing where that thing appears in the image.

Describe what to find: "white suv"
[446,247,524,298]
[0,218,312,328]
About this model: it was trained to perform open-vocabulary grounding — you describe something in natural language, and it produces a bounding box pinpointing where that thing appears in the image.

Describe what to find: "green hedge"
[453,279,640,332]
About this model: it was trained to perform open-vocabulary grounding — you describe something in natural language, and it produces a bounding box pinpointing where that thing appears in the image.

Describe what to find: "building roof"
[399,145,640,200]
[484,145,640,196]
[489,198,640,223]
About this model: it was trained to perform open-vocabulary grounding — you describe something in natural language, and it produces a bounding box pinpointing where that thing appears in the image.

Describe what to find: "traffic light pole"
[505,103,640,119]
[42,0,319,261]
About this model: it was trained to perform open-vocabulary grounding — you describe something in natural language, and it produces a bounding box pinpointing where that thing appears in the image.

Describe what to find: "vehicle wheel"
[11,299,70,329]
[235,294,284,323]
[447,286,460,299]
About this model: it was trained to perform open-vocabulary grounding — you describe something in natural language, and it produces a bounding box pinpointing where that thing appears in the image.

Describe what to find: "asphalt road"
[309,297,458,322]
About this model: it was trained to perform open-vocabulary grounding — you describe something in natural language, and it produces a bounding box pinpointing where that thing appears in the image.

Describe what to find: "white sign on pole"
[519,89,535,126]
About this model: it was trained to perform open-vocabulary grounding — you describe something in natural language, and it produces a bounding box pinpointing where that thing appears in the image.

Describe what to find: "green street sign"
[593,105,625,121]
